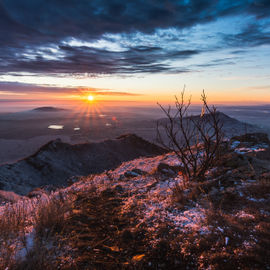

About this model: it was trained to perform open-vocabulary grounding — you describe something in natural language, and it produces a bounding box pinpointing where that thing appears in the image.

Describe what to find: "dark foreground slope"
[0,134,166,195]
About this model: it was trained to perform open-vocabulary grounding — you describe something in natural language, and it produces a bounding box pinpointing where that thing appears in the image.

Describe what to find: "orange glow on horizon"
[2,84,270,107]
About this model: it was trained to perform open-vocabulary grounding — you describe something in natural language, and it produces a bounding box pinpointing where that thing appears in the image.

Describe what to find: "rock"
[119,174,126,181]
[100,188,115,198]
[123,168,147,179]
[27,188,48,198]
[231,133,270,145]
[124,171,140,178]
[222,152,248,168]
[114,185,124,193]
[157,163,183,176]
[131,168,147,175]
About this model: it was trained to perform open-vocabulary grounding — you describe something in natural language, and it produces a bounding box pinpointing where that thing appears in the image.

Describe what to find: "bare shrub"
[157,90,224,182]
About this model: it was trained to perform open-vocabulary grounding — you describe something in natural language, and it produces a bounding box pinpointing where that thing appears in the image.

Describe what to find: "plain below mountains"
[0,112,265,196]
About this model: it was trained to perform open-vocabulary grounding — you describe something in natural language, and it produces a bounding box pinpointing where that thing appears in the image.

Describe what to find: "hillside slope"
[0,133,269,269]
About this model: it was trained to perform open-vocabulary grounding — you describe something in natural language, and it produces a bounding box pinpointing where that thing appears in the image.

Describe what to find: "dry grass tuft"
[34,192,73,240]
[0,200,32,268]
[0,191,74,269]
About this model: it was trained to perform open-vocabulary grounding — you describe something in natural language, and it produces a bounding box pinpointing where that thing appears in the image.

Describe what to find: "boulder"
[231,133,270,145]
[123,168,147,178]
[157,162,184,176]
[124,170,140,178]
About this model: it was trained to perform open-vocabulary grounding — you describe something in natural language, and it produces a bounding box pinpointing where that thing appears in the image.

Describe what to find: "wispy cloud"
[0,81,141,96]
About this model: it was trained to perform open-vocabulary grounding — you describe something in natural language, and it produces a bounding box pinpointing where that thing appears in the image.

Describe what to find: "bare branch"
[157,89,224,182]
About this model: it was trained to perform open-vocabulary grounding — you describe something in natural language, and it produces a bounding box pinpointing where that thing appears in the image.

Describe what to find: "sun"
[87,95,94,101]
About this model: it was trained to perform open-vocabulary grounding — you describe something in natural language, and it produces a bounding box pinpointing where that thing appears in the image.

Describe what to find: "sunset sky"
[0,0,270,107]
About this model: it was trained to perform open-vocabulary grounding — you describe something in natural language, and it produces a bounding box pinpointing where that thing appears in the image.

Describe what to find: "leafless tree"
[157,89,224,182]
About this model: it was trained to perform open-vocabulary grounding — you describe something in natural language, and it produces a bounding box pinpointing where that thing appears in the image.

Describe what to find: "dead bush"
[157,89,224,182]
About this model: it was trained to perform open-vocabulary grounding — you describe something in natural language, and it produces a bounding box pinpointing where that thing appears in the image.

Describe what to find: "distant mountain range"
[0,134,166,195]
[32,106,68,112]
[158,111,263,139]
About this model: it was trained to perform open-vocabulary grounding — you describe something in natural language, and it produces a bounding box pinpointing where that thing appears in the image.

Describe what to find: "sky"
[0,0,270,109]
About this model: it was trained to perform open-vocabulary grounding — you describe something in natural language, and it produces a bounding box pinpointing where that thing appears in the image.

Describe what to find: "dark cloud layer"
[0,0,270,76]
[2,0,270,38]
[0,45,196,75]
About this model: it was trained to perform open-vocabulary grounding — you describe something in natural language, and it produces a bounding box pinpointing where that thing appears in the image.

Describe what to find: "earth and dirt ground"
[2,133,269,270]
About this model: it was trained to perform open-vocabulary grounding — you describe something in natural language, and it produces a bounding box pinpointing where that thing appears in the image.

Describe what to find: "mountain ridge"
[0,134,166,195]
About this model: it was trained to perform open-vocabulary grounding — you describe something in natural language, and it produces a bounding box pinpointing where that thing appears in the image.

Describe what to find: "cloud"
[0,0,269,76]
[0,81,141,96]
[87,91,141,96]
[0,82,77,93]
[193,57,237,68]
[2,0,270,38]
[0,42,197,75]
[222,22,270,47]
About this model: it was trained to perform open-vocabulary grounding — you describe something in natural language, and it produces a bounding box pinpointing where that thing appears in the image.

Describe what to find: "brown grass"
[0,191,74,269]
[34,191,73,240]
[0,164,269,269]
[0,200,31,268]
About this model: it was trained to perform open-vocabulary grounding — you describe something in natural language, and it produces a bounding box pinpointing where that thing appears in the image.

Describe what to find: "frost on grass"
[71,153,210,242]
[0,148,269,269]
[0,191,74,268]
[236,210,255,221]
[230,138,268,154]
